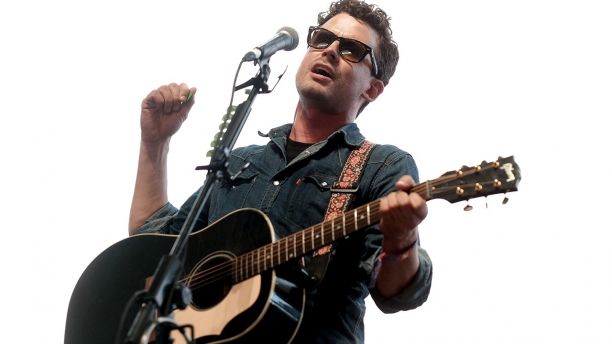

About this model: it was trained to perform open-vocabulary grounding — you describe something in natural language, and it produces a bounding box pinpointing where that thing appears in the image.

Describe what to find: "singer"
[130,0,432,342]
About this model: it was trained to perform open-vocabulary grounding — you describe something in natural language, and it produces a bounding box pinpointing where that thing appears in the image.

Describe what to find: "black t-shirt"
[285,137,312,162]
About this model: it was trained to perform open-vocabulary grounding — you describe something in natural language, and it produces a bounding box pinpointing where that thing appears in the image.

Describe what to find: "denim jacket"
[138,123,433,343]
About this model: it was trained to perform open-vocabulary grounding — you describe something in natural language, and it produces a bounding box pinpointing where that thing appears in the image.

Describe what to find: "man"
[129,0,432,342]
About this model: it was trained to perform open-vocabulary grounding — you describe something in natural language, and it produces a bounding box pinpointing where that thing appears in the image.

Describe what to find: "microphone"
[242,26,299,62]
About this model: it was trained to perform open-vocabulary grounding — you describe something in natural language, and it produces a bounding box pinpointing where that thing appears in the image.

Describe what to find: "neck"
[289,102,356,143]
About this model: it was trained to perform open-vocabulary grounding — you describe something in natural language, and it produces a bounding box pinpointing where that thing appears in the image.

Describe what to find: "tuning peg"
[501,192,509,204]
[463,201,473,211]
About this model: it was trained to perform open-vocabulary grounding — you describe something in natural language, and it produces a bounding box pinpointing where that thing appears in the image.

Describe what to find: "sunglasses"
[307,26,380,78]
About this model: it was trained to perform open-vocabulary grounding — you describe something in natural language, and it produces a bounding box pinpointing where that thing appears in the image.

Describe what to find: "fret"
[270,244,274,267]
[242,253,249,280]
[246,251,250,278]
[242,254,249,281]
[243,254,247,280]
[320,222,325,245]
[256,248,260,274]
[291,235,295,259]
[312,228,318,248]
[331,219,335,241]
[289,235,295,258]
[301,231,305,256]
[263,246,267,271]
[285,237,288,262]
[366,204,371,225]
[342,213,346,237]
[274,241,281,264]
[353,210,358,231]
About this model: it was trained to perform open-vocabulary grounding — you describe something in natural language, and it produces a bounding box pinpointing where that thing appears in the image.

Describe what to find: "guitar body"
[65,208,305,344]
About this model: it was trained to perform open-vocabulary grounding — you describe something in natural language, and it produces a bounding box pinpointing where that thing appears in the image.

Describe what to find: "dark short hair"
[318,0,399,86]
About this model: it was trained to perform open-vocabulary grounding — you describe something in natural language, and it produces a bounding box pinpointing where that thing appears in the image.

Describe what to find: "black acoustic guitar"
[64,156,520,344]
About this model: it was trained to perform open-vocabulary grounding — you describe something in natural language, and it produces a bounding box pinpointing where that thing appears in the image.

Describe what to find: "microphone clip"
[234,64,287,94]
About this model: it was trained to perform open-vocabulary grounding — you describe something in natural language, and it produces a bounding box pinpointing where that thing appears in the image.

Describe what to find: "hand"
[140,83,197,144]
[379,175,428,253]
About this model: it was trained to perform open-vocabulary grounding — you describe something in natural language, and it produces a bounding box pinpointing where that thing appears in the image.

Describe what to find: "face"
[295,13,382,117]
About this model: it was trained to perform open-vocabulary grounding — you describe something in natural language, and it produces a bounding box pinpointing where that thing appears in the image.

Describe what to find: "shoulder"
[368,143,417,171]
[360,143,420,197]
[231,144,266,159]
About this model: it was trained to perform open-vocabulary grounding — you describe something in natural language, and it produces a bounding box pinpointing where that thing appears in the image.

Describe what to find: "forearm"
[375,234,420,298]
[128,139,170,235]
[370,245,432,313]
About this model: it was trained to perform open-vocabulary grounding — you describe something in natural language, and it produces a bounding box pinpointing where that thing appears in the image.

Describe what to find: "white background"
[1,0,611,343]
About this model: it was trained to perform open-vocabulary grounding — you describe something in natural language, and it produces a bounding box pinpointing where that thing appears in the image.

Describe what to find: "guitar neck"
[234,183,431,283]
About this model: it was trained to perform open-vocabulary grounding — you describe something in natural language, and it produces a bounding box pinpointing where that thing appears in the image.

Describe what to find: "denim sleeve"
[135,186,211,235]
[362,146,433,313]
[136,202,180,234]
[369,247,433,313]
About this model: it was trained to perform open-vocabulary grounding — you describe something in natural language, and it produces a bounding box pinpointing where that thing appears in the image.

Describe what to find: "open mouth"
[313,67,334,79]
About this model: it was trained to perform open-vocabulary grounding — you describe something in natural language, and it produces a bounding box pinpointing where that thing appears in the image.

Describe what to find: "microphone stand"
[121,58,273,344]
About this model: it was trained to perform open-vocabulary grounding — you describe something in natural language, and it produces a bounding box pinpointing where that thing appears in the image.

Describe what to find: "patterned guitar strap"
[303,140,376,285]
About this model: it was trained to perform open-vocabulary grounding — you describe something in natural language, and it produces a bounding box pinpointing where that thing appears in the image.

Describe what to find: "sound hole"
[187,253,234,310]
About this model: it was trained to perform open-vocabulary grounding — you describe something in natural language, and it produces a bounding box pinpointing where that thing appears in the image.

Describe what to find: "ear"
[362,78,385,102]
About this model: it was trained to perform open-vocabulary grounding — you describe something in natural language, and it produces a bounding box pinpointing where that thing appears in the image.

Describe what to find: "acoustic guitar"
[64,156,520,344]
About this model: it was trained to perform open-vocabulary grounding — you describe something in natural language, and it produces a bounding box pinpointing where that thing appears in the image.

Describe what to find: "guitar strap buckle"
[328,187,359,193]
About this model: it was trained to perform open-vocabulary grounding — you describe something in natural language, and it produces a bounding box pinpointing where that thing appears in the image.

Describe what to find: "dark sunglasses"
[307,26,380,78]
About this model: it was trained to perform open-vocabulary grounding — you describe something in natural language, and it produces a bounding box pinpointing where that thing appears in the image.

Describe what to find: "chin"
[298,87,332,106]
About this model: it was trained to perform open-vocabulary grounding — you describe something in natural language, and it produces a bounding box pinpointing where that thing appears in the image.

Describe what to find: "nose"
[321,40,341,63]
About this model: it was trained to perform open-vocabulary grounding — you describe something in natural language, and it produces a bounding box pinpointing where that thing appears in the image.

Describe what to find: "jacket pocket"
[284,174,337,229]
[208,167,259,222]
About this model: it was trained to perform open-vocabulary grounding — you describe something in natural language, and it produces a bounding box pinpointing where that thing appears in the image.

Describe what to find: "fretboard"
[233,182,432,283]
[234,200,378,282]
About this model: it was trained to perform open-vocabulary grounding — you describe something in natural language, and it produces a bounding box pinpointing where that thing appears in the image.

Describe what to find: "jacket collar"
[266,122,365,148]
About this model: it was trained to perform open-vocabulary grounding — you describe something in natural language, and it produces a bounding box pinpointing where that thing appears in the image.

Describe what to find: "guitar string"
[181,182,436,291]
[182,191,399,291]
[179,164,499,291]
[183,203,383,292]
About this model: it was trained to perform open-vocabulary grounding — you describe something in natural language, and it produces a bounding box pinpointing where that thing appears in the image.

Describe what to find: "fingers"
[381,190,427,228]
[395,175,416,191]
[179,86,197,116]
[380,175,428,233]
[179,84,197,104]
[169,85,181,112]
[147,83,197,114]
[158,83,177,113]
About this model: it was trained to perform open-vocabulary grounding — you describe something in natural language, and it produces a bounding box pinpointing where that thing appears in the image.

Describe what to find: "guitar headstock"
[428,156,521,203]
